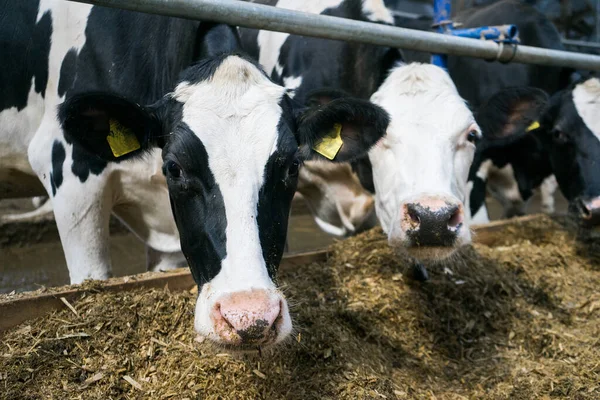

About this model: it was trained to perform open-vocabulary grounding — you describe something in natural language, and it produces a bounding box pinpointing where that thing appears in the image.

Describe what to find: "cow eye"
[165,160,182,179]
[467,130,480,144]
[288,159,300,178]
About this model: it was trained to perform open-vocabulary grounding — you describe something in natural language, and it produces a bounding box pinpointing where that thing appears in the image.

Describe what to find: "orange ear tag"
[526,121,540,132]
[312,123,343,160]
[106,119,141,157]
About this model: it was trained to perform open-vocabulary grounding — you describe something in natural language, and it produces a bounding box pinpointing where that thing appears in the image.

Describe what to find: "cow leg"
[51,175,114,283]
[28,118,114,283]
[0,197,53,222]
[540,175,558,214]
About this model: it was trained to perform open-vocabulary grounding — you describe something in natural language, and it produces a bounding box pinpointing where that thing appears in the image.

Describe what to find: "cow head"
[296,160,377,237]
[59,53,388,349]
[468,87,551,222]
[539,76,600,227]
[468,78,600,228]
[367,63,479,261]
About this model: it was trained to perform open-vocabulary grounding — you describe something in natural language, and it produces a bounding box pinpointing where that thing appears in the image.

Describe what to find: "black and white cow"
[482,76,600,227]
[542,75,600,225]
[1,1,389,347]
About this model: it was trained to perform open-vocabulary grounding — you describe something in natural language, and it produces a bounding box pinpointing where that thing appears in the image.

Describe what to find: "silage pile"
[1,215,599,399]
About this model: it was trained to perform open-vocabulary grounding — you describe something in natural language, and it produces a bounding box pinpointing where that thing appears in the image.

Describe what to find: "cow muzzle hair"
[389,194,469,260]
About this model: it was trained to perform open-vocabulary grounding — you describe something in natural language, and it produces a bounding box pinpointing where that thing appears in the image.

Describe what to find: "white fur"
[362,0,395,23]
[540,174,558,214]
[369,63,478,247]
[572,77,600,143]
[175,57,292,343]
[283,75,303,98]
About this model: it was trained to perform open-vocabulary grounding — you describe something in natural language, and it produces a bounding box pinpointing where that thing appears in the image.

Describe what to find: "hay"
[1,215,599,399]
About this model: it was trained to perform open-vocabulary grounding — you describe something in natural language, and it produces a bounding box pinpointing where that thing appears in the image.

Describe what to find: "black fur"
[0,1,51,112]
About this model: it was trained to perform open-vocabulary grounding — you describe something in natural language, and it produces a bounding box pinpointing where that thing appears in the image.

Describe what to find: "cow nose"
[402,197,464,246]
[575,196,600,227]
[211,290,283,346]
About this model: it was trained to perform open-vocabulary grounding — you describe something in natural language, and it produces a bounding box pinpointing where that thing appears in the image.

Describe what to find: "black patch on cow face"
[257,102,300,280]
[162,124,227,286]
[468,150,488,217]
[50,140,66,196]
[540,92,600,201]
[71,145,107,183]
[58,48,78,98]
[0,3,51,112]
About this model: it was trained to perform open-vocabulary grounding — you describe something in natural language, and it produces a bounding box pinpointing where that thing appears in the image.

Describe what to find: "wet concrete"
[0,191,568,294]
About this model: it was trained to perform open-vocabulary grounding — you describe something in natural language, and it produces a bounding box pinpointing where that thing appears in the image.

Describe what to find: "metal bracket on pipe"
[493,41,519,63]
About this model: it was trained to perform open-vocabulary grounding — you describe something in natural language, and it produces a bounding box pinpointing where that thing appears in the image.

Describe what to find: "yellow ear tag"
[106,119,141,157]
[312,123,343,160]
[526,120,540,132]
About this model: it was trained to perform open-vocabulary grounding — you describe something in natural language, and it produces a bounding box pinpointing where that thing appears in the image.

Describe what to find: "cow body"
[2,1,390,347]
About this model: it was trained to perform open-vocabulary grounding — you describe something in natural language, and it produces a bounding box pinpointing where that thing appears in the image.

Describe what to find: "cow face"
[59,54,389,349]
[539,77,600,227]
[368,63,480,261]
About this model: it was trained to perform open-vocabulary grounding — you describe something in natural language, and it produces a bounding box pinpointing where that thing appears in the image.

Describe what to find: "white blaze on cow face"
[173,57,292,346]
[369,63,479,260]
[572,77,600,143]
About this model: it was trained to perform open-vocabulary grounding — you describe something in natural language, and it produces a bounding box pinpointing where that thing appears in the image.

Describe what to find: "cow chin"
[388,229,472,262]
[403,245,460,262]
[193,285,293,352]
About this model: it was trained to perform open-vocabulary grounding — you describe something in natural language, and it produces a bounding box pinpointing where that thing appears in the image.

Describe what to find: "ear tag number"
[312,123,343,160]
[526,121,540,132]
[106,119,141,157]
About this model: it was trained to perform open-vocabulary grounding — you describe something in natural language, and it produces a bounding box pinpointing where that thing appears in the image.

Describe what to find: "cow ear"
[295,97,389,162]
[476,87,548,147]
[59,93,165,162]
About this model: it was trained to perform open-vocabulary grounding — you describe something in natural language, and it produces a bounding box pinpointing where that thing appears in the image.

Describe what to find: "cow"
[393,0,572,221]
[484,76,600,227]
[1,1,389,348]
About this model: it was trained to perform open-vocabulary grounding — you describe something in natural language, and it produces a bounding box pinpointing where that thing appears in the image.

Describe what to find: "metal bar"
[562,38,600,50]
[67,0,600,70]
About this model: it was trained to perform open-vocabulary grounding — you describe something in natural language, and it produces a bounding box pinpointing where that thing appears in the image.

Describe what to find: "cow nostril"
[447,207,463,228]
[408,208,420,224]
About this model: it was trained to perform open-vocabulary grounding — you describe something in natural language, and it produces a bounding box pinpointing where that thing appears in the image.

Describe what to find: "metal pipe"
[562,39,600,50]
[67,0,600,71]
